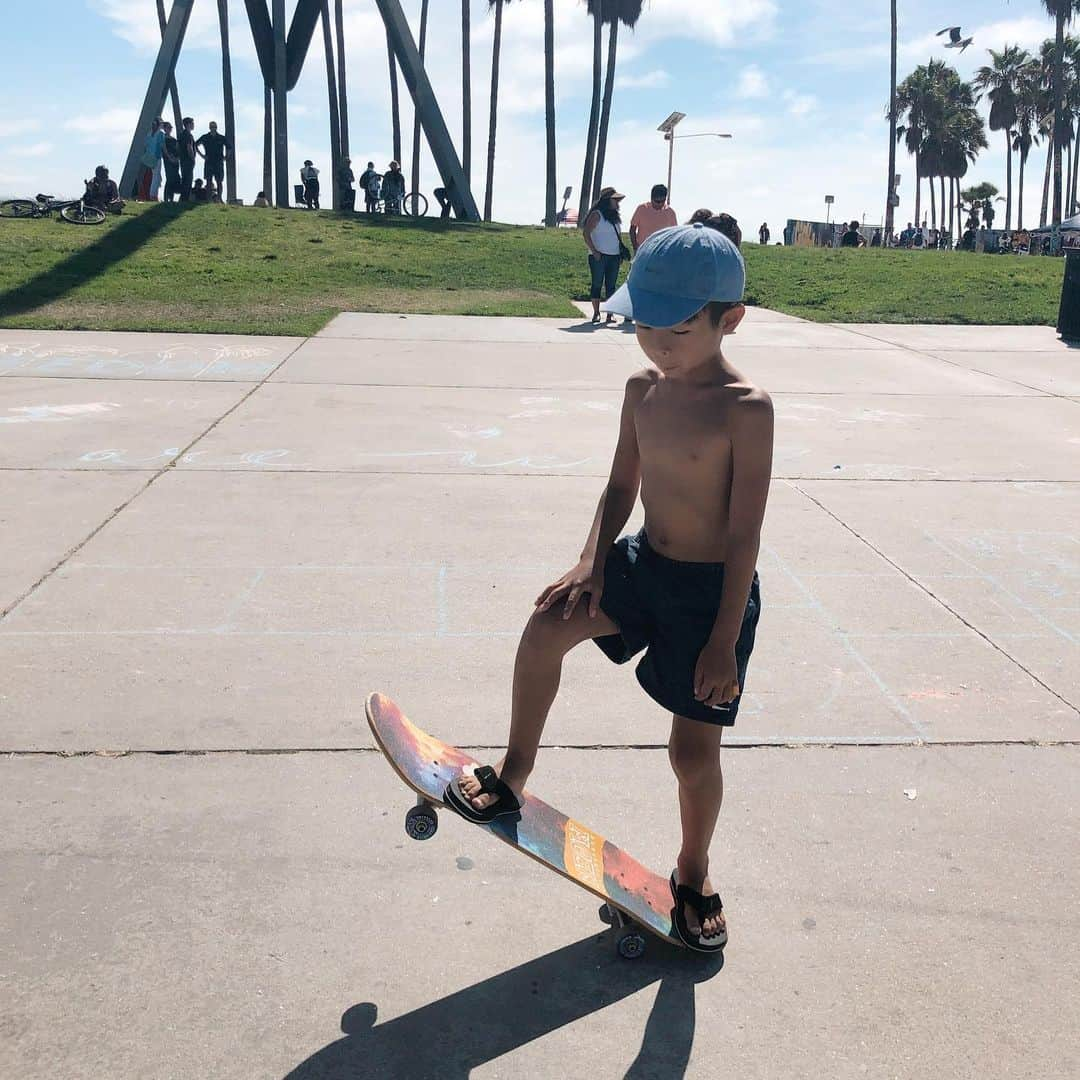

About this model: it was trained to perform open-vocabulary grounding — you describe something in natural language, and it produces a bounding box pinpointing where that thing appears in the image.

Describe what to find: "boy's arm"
[709,391,774,647]
[581,372,651,565]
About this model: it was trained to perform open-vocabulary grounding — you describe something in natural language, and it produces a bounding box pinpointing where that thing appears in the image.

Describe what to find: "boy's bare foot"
[675,858,726,942]
[456,758,527,813]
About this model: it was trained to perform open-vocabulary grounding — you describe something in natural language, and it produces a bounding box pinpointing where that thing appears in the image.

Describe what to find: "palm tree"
[412,0,431,209]
[1042,0,1080,224]
[885,0,898,239]
[941,91,988,237]
[484,0,516,221]
[335,0,349,161]
[974,45,1031,231]
[577,0,603,225]
[1012,62,1043,228]
[896,61,947,227]
[591,0,644,204]
[387,24,402,164]
[320,0,342,210]
[217,0,237,204]
[462,0,472,184]
[157,0,183,133]
[544,0,556,226]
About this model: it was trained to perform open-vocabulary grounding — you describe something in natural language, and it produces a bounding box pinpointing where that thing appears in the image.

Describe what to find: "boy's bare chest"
[634,386,733,469]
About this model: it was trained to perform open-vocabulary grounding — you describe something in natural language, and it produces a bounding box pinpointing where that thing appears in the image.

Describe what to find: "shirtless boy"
[445,223,774,952]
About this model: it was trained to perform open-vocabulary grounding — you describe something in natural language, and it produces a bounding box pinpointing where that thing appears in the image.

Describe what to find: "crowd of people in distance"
[130,116,229,203]
[580,182,745,325]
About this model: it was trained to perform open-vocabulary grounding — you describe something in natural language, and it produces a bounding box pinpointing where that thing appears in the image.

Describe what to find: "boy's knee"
[668,739,721,787]
[521,607,577,654]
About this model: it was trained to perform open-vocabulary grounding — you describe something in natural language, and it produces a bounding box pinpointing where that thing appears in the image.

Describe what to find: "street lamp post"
[657,113,732,204]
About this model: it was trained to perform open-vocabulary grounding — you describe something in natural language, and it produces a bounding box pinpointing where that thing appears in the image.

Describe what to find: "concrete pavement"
[1,311,1078,1078]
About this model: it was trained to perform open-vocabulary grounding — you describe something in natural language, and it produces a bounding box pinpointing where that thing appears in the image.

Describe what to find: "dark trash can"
[294,183,305,207]
[1056,248,1080,339]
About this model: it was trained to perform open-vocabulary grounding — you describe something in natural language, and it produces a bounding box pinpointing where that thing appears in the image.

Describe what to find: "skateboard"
[365,692,686,959]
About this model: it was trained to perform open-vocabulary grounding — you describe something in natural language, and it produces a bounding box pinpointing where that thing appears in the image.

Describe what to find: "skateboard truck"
[599,903,648,959]
[405,797,439,840]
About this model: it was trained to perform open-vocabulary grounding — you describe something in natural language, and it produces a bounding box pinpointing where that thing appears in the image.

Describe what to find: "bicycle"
[368,191,428,217]
[0,183,106,225]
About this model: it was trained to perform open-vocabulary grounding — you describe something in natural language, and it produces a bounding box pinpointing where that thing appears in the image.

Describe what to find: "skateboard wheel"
[598,903,615,926]
[405,804,439,841]
[616,929,646,960]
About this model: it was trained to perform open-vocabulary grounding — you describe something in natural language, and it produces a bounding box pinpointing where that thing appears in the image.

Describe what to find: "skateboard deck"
[366,692,685,957]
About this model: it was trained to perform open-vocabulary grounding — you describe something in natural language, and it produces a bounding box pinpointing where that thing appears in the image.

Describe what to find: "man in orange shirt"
[630,184,678,254]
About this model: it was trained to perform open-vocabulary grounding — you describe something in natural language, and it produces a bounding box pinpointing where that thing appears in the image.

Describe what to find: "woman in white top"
[582,187,626,325]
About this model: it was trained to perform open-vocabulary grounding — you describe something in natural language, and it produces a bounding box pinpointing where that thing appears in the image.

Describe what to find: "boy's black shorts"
[594,528,761,725]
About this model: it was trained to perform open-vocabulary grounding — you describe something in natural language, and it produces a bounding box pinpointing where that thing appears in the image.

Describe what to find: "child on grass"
[445,224,773,952]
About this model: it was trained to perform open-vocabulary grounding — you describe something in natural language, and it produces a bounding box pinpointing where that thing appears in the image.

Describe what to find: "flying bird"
[937,26,973,52]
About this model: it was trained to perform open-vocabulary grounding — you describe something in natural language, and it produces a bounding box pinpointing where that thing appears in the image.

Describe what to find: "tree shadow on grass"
[0,204,188,321]
[284,931,723,1079]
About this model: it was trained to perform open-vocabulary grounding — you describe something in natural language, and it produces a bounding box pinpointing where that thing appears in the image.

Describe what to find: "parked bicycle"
[0,183,106,225]
[371,191,428,217]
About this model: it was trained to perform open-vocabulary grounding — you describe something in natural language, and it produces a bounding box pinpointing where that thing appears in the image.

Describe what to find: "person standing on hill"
[178,117,197,202]
[300,160,321,210]
[630,184,678,254]
[582,186,628,326]
[161,122,181,203]
[359,162,381,213]
[758,222,770,245]
[196,121,228,200]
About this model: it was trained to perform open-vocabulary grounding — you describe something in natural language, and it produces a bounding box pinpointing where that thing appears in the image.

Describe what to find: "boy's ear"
[721,303,746,335]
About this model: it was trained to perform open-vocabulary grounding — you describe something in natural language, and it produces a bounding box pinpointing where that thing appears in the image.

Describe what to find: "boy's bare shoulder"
[626,368,659,396]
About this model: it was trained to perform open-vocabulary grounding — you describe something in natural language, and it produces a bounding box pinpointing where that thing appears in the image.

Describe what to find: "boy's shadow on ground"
[284,929,722,1079]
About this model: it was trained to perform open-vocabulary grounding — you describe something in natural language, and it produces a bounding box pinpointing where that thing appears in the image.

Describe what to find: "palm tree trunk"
[1018,154,1026,230]
[1004,128,1012,231]
[321,0,342,211]
[577,7,603,226]
[544,0,556,227]
[914,155,922,228]
[1067,132,1074,217]
[1041,131,1053,226]
[929,171,937,230]
[411,0,430,209]
[949,176,955,239]
[1071,123,1080,215]
[387,25,402,164]
[939,175,946,239]
[483,0,504,221]
[335,0,349,160]
[157,0,183,134]
[217,0,237,204]
[263,81,273,200]
[462,0,471,184]
[885,0,897,238]
[1053,10,1065,224]
[591,16,620,205]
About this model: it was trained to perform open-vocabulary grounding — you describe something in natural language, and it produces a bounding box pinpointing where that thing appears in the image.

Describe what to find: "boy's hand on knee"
[535,560,605,620]
[694,643,740,707]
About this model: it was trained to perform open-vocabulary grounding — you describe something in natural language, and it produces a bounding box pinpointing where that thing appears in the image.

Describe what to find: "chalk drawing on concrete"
[1,402,121,424]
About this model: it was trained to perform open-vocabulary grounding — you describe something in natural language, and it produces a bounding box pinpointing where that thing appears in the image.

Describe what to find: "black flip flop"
[444,765,522,824]
[669,871,727,952]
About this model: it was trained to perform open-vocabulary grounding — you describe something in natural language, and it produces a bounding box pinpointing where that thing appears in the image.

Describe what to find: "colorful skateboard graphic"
[365,692,684,959]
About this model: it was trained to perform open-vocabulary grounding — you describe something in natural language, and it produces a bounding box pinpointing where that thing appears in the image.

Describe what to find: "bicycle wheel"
[402,192,428,217]
[0,199,37,219]
[61,203,106,225]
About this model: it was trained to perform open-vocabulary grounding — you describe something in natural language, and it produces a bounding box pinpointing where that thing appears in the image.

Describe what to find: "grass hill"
[0,202,1064,336]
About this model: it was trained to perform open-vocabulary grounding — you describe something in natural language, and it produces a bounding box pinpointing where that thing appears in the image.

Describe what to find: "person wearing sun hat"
[582,185,629,325]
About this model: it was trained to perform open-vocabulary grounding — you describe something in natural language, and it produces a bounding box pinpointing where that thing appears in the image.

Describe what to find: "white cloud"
[736,66,768,99]
[11,142,54,159]
[0,119,42,139]
[616,69,670,90]
[783,91,818,117]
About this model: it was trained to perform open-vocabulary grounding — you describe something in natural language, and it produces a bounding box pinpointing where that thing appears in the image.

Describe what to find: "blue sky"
[0,1,1062,233]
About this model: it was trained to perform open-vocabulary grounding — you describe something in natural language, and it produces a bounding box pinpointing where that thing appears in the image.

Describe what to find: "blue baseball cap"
[601,222,745,327]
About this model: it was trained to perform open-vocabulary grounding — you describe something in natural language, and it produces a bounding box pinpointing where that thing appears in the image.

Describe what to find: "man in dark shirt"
[196,121,228,199]
[337,157,356,212]
[359,161,381,213]
[85,166,123,213]
[840,220,861,247]
[179,117,197,202]
[161,122,181,202]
